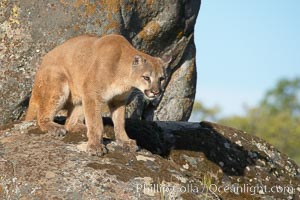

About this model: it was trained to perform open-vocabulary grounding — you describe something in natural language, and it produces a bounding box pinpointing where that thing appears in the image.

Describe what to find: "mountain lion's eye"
[159,77,165,82]
[143,76,150,81]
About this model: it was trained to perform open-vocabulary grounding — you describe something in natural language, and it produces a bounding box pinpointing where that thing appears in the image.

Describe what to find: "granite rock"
[0,0,201,125]
[0,120,299,199]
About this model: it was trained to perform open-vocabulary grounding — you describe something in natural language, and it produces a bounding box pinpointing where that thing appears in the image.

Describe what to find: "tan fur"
[25,34,171,156]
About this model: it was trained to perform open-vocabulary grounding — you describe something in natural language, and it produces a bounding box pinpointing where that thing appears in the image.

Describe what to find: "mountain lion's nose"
[151,90,160,95]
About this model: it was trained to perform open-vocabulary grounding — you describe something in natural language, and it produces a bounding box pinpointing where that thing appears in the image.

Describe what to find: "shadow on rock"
[172,121,266,176]
[55,116,266,176]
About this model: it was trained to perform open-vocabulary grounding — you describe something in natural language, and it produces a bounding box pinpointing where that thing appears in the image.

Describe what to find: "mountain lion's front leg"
[110,103,138,152]
[83,96,107,156]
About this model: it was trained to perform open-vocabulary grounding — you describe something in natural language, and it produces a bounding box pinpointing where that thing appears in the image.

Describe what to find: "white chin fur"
[144,95,156,101]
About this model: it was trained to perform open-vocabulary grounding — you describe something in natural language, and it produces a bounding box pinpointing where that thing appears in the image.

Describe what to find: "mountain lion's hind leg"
[65,104,86,133]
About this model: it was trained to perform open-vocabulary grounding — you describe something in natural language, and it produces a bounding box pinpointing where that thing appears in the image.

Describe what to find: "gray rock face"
[0,0,201,125]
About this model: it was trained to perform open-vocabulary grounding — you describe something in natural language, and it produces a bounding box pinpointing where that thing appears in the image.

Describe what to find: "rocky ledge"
[0,119,299,199]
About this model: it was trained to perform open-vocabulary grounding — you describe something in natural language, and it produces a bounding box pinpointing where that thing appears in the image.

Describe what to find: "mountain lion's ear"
[161,54,172,65]
[133,55,144,66]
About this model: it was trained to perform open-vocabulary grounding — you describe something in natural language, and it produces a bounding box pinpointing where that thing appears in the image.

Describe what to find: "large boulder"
[0,120,299,199]
[0,0,200,125]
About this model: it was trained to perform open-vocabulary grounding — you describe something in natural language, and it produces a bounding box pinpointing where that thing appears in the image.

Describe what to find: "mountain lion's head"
[131,54,171,100]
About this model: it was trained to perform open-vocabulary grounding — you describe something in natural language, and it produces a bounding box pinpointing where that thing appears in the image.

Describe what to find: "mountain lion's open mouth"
[144,90,161,100]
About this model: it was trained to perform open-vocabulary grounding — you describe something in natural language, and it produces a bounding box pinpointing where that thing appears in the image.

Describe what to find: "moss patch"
[62,131,87,144]
[0,122,15,131]
[87,152,181,183]
[27,127,45,135]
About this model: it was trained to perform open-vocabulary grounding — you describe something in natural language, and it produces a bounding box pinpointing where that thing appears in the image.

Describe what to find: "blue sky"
[194,0,300,116]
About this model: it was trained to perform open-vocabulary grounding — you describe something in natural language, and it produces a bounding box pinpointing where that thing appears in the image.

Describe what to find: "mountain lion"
[25,34,171,156]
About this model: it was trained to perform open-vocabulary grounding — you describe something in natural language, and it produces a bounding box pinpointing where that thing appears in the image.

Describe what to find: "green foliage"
[260,77,300,116]
[192,101,220,121]
[195,77,300,165]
